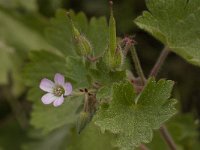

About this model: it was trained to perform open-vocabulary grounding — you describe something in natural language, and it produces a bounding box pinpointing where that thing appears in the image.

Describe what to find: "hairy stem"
[149,46,170,77]
[122,40,132,56]
[160,125,177,150]
[130,46,146,85]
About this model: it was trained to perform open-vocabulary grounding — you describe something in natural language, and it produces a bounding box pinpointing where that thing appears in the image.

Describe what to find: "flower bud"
[109,1,116,56]
[76,111,90,134]
[103,1,124,70]
[74,34,92,56]
[67,12,92,56]
[113,45,124,69]
[104,45,124,70]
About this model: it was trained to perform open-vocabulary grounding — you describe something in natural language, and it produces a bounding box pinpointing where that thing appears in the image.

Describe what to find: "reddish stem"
[149,46,170,77]
[148,46,177,150]
[160,125,177,150]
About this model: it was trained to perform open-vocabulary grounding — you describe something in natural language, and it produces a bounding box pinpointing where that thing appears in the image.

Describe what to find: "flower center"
[53,85,65,97]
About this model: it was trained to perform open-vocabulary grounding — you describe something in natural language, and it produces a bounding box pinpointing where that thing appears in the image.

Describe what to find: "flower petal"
[40,78,55,92]
[54,73,65,85]
[53,95,64,107]
[64,82,72,96]
[41,93,57,104]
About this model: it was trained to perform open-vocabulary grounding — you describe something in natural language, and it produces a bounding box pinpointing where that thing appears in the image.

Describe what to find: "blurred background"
[0,0,200,150]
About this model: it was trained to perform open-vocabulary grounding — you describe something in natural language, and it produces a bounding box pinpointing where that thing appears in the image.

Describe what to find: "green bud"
[104,45,124,70]
[113,45,124,69]
[76,111,90,134]
[75,35,92,56]
[67,12,92,56]
[109,1,117,55]
[103,1,124,70]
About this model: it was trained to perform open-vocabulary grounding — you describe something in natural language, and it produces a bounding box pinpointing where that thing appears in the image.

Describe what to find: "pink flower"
[39,73,72,107]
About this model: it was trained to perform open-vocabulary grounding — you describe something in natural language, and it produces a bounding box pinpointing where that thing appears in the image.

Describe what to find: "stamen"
[53,85,65,97]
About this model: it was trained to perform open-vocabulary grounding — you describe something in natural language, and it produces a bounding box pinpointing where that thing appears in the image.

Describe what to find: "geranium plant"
[0,0,200,150]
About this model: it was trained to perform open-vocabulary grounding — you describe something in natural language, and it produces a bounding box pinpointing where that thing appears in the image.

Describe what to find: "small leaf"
[95,78,177,150]
[90,58,126,86]
[96,86,112,102]
[31,96,82,134]
[65,56,91,88]
[90,69,125,87]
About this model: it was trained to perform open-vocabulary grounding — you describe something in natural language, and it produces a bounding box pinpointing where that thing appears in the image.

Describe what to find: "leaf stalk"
[148,46,177,150]
[159,125,177,150]
[130,46,146,85]
[149,46,170,77]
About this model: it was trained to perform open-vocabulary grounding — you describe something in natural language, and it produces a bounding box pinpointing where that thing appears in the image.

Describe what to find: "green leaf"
[31,96,82,134]
[45,10,78,56]
[67,122,118,150]
[95,78,177,150]
[90,69,125,86]
[65,56,91,88]
[0,0,38,11]
[0,9,54,52]
[87,17,109,56]
[23,50,66,87]
[96,86,112,102]
[17,0,38,11]
[90,58,126,86]
[46,9,108,56]
[135,0,200,66]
